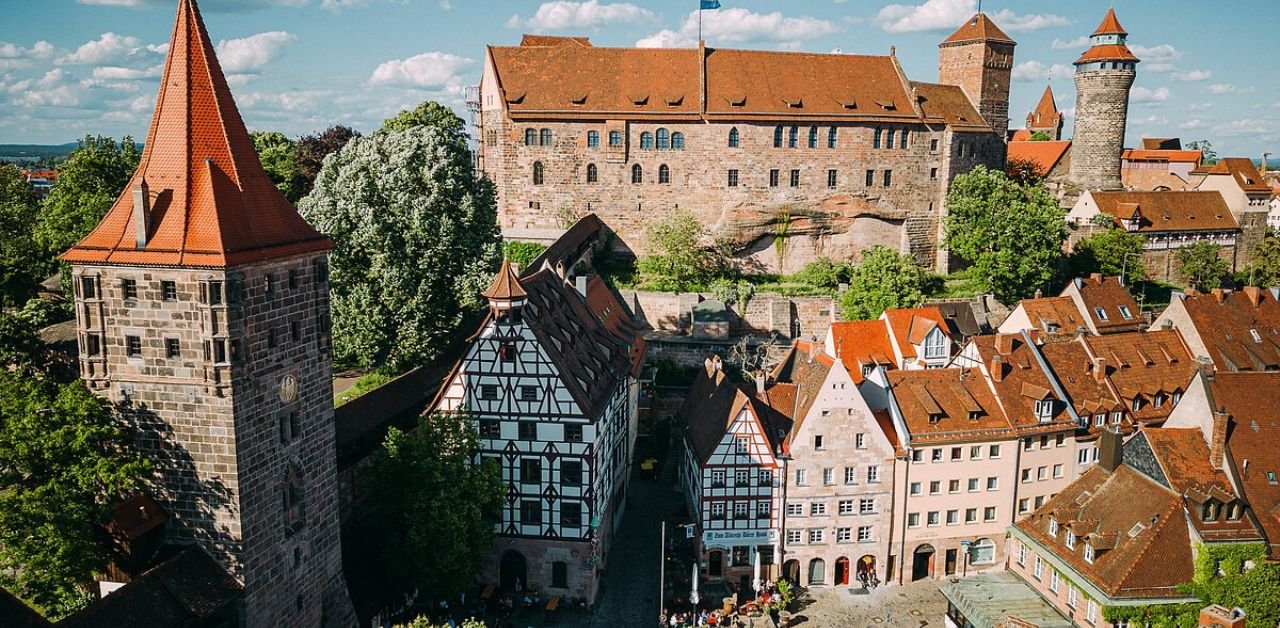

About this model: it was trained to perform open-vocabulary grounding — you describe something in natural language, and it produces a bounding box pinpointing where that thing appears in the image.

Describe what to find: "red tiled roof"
[1016,296,1087,340]
[1210,373,1280,556]
[1091,8,1128,36]
[1198,157,1273,193]
[483,260,527,300]
[1067,275,1143,333]
[1039,339,1126,431]
[767,341,833,441]
[1140,428,1260,542]
[1179,288,1280,372]
[828,320,895,384]
[1028,85,1061,127]
[1082,330,1196,426]
[970,333,1076,431]
[1089,190,1239,234]
[883,307,948,361]
[62,0,330,268]
[585,275,646,379]
[1007,140,1071,177]
[911,81,992,131]
[1075,44,1140,65]
[1010,129,1031,142]
[1121,168,1194,191]
[1122,149,1202,163]
[941,13,1015,45]
[887,367,1013,443]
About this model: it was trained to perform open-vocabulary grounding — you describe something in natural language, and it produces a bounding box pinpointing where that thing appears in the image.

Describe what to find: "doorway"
[783,559,800,584]
[857,555,877,585]
[500,550,527,592]
[709,551,723,578]
[945,548,958,576]
[834,557,850,586]
[911,544,935,582]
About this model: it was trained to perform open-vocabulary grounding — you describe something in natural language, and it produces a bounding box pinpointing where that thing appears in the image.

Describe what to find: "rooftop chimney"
[1090,273,1103,282]
[1212,288,1228,304]
[1099,426,1123,472]
[1035,288,1044,299]
[1242,285,1262,307]
[990,355,1005,382]
[1210,410,1230,471]
[755,373,766,395]
[1092,356,1108,383]
[132,179,151,248]
[575,274,589,297]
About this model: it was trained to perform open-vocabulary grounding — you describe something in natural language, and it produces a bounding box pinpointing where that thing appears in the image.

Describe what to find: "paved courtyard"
[789,578,948,627]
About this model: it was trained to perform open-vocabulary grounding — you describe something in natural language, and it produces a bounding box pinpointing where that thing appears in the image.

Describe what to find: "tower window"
[883,170,892,187]
[930,138,940,152]
[126,335,142,357]
[827,169,837,188]
[122,278,138,301]
[873,128,882,149]
[656,128,670,150]
[161,281,177,302]
[540,129,552,146]
[930,167,938,180]
[264,274,275,300]
[80,276,97,299]
[587,130,599,148]
[790,169,800,187]
[283,465,305,535]
[314,260,328,285]
[866,170,875,186]
[727,169,739,187]
[532,161,544,185]
[769,169,779,187]
[808,126,818,149]
[632,164,643,184]
[165,338,181,359]
[85,333,101,356]
[900,129,909,149]
[268,329,278,348]
[659,164,670,184]
[728,127,739,148]
[586,163,598,183]
[608,130,622,147]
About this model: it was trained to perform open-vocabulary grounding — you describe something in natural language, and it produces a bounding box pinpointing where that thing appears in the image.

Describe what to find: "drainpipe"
[897,447,910,586]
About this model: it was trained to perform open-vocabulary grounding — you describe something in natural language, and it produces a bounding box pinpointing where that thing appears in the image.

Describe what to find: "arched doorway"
[834,557,850,586]
[808,558,826,586]
[783,559,800,584]
[857,555,877,585]
[500,550,527,592]
[911,544,935,582]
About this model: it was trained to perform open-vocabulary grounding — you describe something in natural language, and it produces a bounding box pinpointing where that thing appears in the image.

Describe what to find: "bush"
[710,278,755,307]
[792,257,852,289]
[502,240,547,270]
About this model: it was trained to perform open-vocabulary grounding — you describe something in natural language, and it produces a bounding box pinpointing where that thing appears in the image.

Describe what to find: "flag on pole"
[700,0,721,9]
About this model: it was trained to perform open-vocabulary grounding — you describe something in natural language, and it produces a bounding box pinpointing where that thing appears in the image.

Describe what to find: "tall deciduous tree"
[291,125,360,201]
[636,209,722,290]
[840,246,927,320]
[1241,236,1280,287]
[298,116,500,372]
[944,165,1067,304]
[1071,228,1147,283]
[0,372,149,619]
[251,130,297,200]
[35,135,139,258]
[381,101,467,140]
[368,412,501,601]
[0,164,47,307]
[1177,241,1230,292]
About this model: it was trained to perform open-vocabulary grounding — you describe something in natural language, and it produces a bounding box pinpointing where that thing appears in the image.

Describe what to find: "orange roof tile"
[1089,190,1239,234]
[883,307,949,361]
[705,48,914,120]
[1028,86,1061,127]
[1091,8,1128,36]
[483,259,527,300]
[1122,149,1202,163]
[1199,157,1273,193]
[1075,44,1140,65]
[1140,428,1260,542]
[1209,372,1280,556]
[1082,330,1196,425]
[1017,296,1087,340]
[1067,274,1143,333]
[828,320,896,384]
[768,340,834,441]
[941,13,1015,45]
[1179,288,1280,372]
[1120,168,1194,191]
[887,367,1013,443]
[62,0,330,268]
[1010,129,1031,142]
[585,275,646,378]
[1039,339,1126,431]
[1007,140,1071,177]
[910,81,992,131]
[970,333,1077,431]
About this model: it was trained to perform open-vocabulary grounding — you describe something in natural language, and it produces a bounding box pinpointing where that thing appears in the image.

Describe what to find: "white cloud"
[215,31,296,73]
[874,0,1066,34]
[1129,44,1180,67]
[368,52,474,90]
[1171,70,1211,82]
[1011,60,1071,82]
[90,64,163,80]
[513,1,654,31]
[1130,86,1170,103]
[1206,83,1254,95]
[1212,118,1280,137]
[0,41,59,70]
[61,32,160,66]
[637,8,837,47]
[1133,114,1168,125]
[438,0,453,9]
[1178,118,1207,130]
[1188,102,1213,112]
[11,69,83,107]
[1051,36,1087,50]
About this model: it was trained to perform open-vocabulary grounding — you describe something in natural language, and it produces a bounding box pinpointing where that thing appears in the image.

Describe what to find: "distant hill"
[0,141,144,164]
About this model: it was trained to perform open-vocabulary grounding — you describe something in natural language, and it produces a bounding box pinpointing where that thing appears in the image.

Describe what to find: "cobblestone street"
[788,579,948,627]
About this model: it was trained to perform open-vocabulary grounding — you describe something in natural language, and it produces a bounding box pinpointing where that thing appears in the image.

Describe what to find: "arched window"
[656,128,670,150]
[671,132,684,150]
[970,538,995,564]
[658,164,670,184]
[808,125,818,148]
[586,163,598,183]
[540,128,552,146]
[728,127,740,148]
[788,125,798,148]
[828,126,838,148]
[773,125,783,148]
[640,132,654,150]
[886,128,895,149]
[524,129,537,146]
[532,161,544,185]
[808,558,826,585]
[631,164,643,184]
[587,130,599,148]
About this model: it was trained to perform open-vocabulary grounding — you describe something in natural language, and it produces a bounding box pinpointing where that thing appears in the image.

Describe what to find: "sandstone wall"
[1070,69,1135,190]
[625,290,837,341]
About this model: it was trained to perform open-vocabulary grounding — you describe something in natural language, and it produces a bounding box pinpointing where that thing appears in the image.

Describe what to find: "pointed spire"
[63,0,330,268]
[1091,8,1128,36]
[1075,8,1139,66]
[1034,86,1059,120]
[940,13,1015,46]
[483,260,527,301]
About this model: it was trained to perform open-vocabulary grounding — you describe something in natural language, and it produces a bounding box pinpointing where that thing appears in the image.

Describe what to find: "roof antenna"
[976,0,982,15]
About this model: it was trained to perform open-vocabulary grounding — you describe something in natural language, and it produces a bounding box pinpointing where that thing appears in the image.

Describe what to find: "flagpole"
[698,4,703,43]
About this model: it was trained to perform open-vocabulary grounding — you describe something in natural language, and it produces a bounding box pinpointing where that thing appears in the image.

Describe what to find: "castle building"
[1022,86,1065,141]
[938,14,1016,141]
[435,259,643,603]
[1068,9,1140,191]
[60,0,355,625]
[476,17,1012,273]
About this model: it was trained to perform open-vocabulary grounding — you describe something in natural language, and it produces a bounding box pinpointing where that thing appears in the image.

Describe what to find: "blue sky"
[2,0,1277,158]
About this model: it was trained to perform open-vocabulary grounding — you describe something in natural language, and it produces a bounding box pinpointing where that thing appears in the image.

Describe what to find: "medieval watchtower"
[61,0,355,625]
[1026,85,1065,141]
[1069,9,1140,190]
[938,13,1016,141]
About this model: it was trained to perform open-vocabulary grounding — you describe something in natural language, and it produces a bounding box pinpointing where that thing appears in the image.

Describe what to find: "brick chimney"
[1092,356,1108,383]
[1090,272,1103,282]
[1099,426,1123,472]
[1210,410,1230,471]
[1243,285,1262,307]
[990,354,1004,382]
[1199,604,1247,627]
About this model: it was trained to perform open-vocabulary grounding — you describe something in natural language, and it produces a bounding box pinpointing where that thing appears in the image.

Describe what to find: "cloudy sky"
[2,0,1277,158]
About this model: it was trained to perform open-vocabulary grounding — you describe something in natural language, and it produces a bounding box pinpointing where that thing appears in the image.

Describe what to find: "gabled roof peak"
[941,13,1015,45]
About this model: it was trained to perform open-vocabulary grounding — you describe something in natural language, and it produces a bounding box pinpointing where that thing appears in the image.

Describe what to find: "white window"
[932,448,943,462]
[1066,531,1076,549]
[970,445,982,459]
[1119,305,1133,319]
[968,478,979,492]
[866,466,880,483]
[1017,541,1027,566]
[1250,329,1262,343]
[1037,466,1048,481]
[735,437,748,454]
[1094,413,1106,427]
[927,511,940,526]
[855,433,866,449]
[1112,411,1123,424]
[1068,585,1078,608]
[823,468,834,485]
[1078,449,1089,464]
[965,508,977,523]
[909,482,922,496]
[907,513,920,528]
[795,469,807,486]
[1084,543,1095,563]
[787,529,802,544]
[1087,600,1098,623]
[949,479,961,493]
[808,529,824,544]
[786,503,802,516]
[1094,306,1109,321]
[984,506,997,521]
[857,526,873,542]
[810,502,827,516]
[838,500,854,515]
[987,476,999,491]
[734,502,749,519]
[836,527,851,543]
[1049,569,1061,593]
[923,329,948,359]
[859,498,874,514]
[1033,556,1043,579]
[1053,464,1064,479]
[711,470,726,487]
[989,444,1001,458]
[844,467,857,485]
[1035,399,1054,420]
[814,434,824,450]
[1049,517,1059,536]
[758,469,772,486]
[970,538,995,564]
[946,509,959,525]
[930,481,941,494]
[1019,498,1029,514]
[735,469,749,486]
[757,501,770,518]
[711,502,725,519]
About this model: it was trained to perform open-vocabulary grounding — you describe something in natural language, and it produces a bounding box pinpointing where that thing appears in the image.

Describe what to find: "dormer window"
[1226,502,1243,521]
[1048,516,1059,537]
[1084,544,1095,563]
[1251,329,1263,343]
[1132,397,1142,412]
[1035,399,1054,420]
[923,330,948,359]
[1094,306,1109,321]
[1201,501,1219,522]
[968,411,981,421]
[1119,305,1133,319]
[928,412,943,424]
[1153,392,1166,408]
[1066,531,1076,549]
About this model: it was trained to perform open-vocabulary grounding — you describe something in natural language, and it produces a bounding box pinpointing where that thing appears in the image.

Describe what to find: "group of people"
[662,608,728,627]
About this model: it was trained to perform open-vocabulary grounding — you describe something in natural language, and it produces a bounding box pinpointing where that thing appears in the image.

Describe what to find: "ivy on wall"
[1100,543,1279,627]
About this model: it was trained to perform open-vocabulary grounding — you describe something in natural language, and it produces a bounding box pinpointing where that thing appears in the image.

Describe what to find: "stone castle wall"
[480,113,1005,272]
[72,253,354,628]
[1070,69,1135,190]
[938,40,1015,141]
[625,290,837,341]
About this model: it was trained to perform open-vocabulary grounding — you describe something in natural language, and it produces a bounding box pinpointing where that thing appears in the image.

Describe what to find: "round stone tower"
[1068,8,1140,190]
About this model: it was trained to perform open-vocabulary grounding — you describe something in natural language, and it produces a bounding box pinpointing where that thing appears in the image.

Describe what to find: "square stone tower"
[938,13,1016,141]
[1068,9,1140,191]
[61,1,355,626]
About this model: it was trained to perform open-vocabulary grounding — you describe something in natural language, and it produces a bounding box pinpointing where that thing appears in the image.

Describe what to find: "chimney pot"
[1243,285,1262,307]
[132,179,151,248]
[575,274,588,297]
[1099,426,1123,472]
[1034,288,1044,299]
[755,374,765,395]
[990,355,1004,382]
[1092,356,1108,383]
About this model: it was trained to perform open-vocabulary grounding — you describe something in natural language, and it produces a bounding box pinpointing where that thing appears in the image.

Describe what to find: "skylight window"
[1251,329,1262,343]
[1118,305,1133,319]
[1094,306,1109,321]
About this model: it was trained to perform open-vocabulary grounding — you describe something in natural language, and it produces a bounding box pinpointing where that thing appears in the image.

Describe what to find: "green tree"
[290,125,360,201]
[1005,157,1045,185]
[368,412,501,602]
[0,309,43,371]
[0,164,47,307]
[944,165,1067,304]
[381,101,467,141]
[502,240,548,269]
[298,124,500,372]
[35,135,139,258]
[1028,130,1051,141]
[1071,228,1147,283]
[0,373,149,618]
[840,246,928,320]
[636,209,722,290]
[1241,236,1280,287]
[1177,241,1230,292]
[251,130,297,200]
[792,257,852,289]
[1186,139,1218,165]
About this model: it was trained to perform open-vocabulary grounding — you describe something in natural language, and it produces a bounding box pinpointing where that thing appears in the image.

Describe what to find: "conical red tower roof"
[1091,8,1128,36]
[1032,86,1059,121]
[482,260,527,301]
[63,0,330,268]
[940,13,1015,45]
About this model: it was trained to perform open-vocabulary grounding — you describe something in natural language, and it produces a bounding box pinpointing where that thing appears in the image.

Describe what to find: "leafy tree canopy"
[636,209,725,291]
[1240,236,1280,287]
[840,246,927,320]
[792,257,853,289]
[291,125,360,201]
[944,165,1067,304]
[502,240,547,270]
[1177,241,1230,292]
[1005,157,1045,186]
[368,412,502,602]
[1186,139,1218,165]
[380,101,467,142]
[0,373,149,619]
[1028,130,1052,142]
[0,164,47,307]
[250,130,296,200]
[1071,227,1147,283]
[0,309,43,371]
[35,135,139,259]
[298,118,500,372]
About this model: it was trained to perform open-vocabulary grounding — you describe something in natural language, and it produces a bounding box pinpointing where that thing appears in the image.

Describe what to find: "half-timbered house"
[436,260,642,603]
